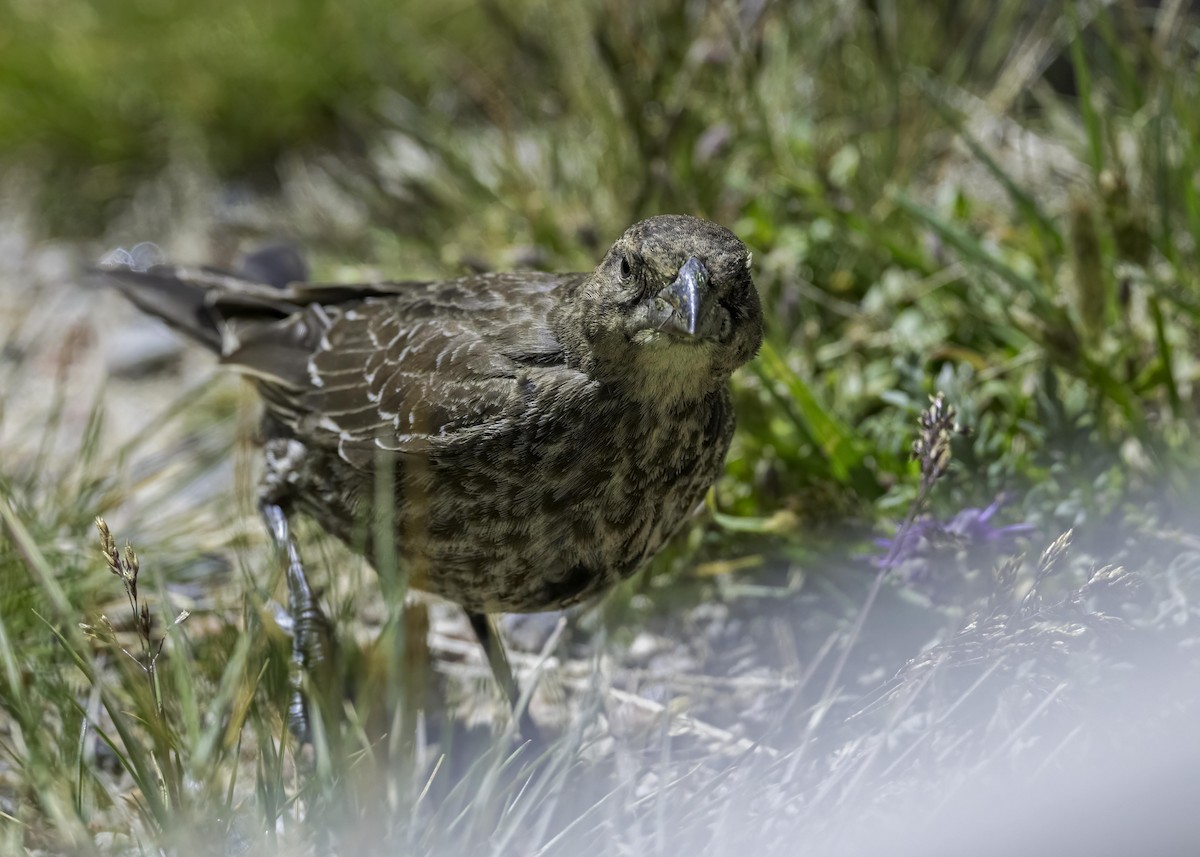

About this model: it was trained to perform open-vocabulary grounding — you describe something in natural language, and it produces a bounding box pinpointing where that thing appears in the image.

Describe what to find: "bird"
[98,214,764,740]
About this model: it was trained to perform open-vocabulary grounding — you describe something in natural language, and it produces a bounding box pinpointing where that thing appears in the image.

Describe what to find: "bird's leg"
[260,499,339,745]
[467,611,540,740]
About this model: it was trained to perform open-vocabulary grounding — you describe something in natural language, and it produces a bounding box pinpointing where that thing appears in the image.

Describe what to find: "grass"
[2,0,1200,853]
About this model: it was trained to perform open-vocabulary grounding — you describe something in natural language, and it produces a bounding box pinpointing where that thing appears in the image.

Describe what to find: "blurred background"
[2,0,1200,854]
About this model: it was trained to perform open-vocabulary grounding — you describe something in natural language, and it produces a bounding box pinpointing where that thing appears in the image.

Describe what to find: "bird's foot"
[260,499,340,747]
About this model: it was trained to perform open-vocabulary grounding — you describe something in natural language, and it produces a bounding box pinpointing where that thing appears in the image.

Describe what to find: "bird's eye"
[619,255,632,282]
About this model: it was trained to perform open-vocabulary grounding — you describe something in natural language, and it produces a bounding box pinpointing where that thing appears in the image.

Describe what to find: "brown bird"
[100,215,763,738]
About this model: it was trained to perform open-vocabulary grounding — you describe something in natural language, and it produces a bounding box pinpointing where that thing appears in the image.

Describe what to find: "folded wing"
[99,264,581,468]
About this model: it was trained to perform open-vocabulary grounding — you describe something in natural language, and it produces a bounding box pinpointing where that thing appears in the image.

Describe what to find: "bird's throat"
[621,339,722,406]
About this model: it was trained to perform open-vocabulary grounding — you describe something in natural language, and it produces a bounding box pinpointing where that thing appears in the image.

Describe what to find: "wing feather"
[102,261,584,465]
[221,271,583,468]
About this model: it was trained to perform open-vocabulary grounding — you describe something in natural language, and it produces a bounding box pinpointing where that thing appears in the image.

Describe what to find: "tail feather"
[96,250,437,391]
[95,259,332,392]
[94,263,310,354]
[96,266,226,352]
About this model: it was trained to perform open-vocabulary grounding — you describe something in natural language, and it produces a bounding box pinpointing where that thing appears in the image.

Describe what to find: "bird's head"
[561,215,763,403]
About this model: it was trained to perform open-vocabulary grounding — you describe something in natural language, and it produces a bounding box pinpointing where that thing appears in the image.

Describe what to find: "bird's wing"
[222,272,584,468]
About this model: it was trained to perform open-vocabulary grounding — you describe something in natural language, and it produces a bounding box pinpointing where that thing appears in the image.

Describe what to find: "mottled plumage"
[101,215,763,731]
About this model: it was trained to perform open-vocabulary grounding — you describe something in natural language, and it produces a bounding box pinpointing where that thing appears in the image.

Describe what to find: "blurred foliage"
[0,0,499,229]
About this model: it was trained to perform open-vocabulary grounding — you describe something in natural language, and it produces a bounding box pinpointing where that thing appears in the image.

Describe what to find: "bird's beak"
[658,256,710,338]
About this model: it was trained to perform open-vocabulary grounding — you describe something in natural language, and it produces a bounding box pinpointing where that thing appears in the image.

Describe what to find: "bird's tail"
[93,244,311,355]
[98,265,226,352]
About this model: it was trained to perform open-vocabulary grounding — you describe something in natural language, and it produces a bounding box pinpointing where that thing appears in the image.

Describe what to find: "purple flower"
[873,496,1033,571]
